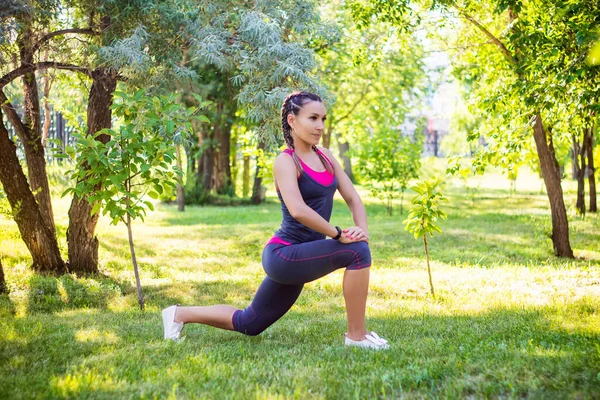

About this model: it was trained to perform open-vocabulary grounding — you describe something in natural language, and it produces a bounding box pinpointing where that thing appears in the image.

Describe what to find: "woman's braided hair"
[281,91,334,175]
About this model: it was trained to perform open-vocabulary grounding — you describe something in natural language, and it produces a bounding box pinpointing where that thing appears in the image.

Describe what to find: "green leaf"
[587,39,600,66]
[144,201,155,211]
[90,202,102,217]
[109,175,121,187]
[166,120,175,135]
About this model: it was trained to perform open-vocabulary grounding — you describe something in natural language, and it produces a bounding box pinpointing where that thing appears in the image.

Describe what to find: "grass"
[0,164,599,399]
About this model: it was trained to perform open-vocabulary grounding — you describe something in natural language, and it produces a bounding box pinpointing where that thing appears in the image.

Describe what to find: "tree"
[0,1,180,273]
[0,115,66,272]
[354,128,423,215]
[403,179,447,298]
[174,1,336,204]
[1,0,330,273]
[389,0,600,255]
[64,90,208,309]
[317,1,426,181]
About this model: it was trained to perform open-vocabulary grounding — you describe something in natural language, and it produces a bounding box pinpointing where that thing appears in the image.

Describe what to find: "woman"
[162,91,389,350]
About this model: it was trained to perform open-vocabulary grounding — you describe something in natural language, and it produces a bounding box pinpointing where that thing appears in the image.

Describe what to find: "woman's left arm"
[320,147,368,238]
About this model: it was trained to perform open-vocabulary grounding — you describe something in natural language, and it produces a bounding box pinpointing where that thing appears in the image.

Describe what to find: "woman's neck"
[293,141,315,157]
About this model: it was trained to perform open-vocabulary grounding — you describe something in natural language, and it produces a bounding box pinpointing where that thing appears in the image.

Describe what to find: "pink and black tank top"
[270,148,337,245]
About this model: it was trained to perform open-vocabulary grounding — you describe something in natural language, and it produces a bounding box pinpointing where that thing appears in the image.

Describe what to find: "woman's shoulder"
[316,146,337,163]
[274,150,295,168]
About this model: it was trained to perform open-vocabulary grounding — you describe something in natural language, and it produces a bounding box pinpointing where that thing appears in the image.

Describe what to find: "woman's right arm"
[274,153,340,239]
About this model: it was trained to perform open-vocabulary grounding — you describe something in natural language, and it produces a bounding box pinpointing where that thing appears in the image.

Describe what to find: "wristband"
[333,226,342,240]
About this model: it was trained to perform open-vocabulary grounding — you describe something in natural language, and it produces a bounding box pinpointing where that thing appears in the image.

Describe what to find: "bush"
[184,181,210,205]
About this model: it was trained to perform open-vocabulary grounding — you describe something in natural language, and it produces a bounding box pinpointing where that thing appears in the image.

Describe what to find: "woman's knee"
[347,241,371,269]
[233,310,267,336]
[244,324,267,336]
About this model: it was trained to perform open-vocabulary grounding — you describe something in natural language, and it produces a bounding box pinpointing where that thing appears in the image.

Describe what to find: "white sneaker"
[162,305,184,340]
[345,331,390,350]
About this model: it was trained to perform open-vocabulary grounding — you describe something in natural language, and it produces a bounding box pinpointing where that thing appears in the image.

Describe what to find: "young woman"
[162,91,389,350]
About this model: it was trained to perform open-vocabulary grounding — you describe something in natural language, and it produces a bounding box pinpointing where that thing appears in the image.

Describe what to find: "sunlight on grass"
[1,164,599,398]
[75,328,119,344]
[51,369,125,398]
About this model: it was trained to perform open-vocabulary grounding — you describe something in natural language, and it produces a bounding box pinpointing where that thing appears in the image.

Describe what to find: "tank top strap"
[316,148,334,170]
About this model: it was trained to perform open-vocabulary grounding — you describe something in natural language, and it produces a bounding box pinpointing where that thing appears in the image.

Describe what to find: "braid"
[313,145,334,174]
[280,91,332,174]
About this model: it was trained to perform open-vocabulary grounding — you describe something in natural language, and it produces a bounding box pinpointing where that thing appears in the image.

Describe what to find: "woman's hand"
[339,226,369,244]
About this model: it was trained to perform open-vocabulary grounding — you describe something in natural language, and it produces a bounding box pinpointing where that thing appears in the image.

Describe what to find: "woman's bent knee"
[233,311,267,336]
[346,241,371,270]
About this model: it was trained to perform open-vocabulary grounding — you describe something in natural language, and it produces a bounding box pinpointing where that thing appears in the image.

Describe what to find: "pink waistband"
[267,235,292,246]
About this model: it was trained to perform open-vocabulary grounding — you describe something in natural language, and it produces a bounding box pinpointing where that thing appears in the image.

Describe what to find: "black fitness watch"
[333,226,342,240]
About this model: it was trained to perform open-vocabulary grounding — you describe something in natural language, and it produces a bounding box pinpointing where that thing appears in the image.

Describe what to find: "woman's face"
[288,100,327,147]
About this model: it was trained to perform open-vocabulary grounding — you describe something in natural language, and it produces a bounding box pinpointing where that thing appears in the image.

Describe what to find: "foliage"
[178,0,338,149]
[446,157,482,204]
[403,179,447,240]
[588,39,600,65]
[62,90,209,225]
[437,0,600,175]
[403,178,448,297]
[354,128,422,215]
[317,1,427,151]
[60,89,209,309]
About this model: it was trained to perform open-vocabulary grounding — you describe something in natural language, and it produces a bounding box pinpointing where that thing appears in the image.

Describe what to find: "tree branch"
[0,90,28,142]
[457,11,515,66]
[0,62,92,88]
[335,84,372,124]
[31,28,98,55]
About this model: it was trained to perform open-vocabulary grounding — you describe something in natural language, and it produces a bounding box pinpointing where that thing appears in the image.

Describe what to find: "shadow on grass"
[1,295,598,398]
[0,293,15,318]
[25,273,128,314]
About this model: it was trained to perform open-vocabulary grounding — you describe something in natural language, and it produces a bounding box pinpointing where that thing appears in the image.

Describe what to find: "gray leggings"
[232,240,371,336]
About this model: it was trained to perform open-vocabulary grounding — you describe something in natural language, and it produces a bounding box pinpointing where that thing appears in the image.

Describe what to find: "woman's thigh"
[262,240,371,285]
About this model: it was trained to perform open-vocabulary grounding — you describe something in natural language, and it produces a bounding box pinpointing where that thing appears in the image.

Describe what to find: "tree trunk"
[251,141,266,205]
[0,116,66,273]
[14,27,56,238]
[585,126,596,212]
[202,140,215,194]
[532,113,573,258]
[176,145,185,212]
[400,190,405,215]
[547,126,562,179]
[213,100,235,195]
[573,133,586,214]
[571,145,578,180]
[338,140,355,183]
[243,154,250,197]
[423,233,434,298]
[195,129,205,187]
[41,50,52,149]
[67,68,116,274]
[126,196,145,311]
[322,118,333,149]
[0,259,7,294]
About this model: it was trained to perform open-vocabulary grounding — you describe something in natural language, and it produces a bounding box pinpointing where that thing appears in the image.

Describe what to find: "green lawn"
[1,168,599,399]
